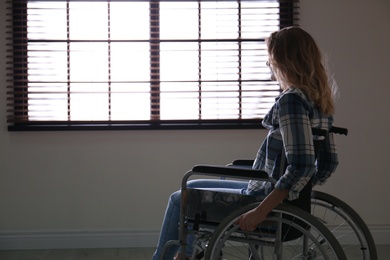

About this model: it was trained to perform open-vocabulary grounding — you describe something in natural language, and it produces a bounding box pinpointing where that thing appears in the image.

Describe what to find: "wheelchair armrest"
[330,126,348,136]
[191,164,268,180]
[230,159,254,167]
[312,126,348,136]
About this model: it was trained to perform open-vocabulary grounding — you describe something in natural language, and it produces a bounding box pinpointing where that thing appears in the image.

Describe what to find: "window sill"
[8,119,265,131]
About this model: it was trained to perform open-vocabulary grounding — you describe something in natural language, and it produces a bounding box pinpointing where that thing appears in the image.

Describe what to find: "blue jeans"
[152,179,248,260]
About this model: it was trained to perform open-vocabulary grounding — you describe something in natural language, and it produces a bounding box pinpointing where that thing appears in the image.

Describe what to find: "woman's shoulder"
[279,88,308,100]
[277,88,311,107]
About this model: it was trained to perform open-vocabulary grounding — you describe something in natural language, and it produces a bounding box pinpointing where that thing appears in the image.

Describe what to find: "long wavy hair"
[266,26,336,115]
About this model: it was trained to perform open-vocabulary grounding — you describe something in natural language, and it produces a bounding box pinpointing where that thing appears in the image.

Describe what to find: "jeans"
[152,179,248,260]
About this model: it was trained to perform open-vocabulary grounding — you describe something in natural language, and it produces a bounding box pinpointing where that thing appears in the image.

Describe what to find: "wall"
[0,0,389,249]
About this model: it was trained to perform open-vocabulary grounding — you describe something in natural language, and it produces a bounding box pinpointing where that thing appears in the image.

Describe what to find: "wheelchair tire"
[205,202,347,260]
[311,191,377,260]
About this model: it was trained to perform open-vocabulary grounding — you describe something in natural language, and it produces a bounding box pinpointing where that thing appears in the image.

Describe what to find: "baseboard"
[0,230,159,250]
[367,225,390,245]
[0,226,389,251]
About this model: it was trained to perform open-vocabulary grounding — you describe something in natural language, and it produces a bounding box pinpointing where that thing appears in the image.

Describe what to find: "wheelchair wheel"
[205,203,346,260]
[311,191,377,260]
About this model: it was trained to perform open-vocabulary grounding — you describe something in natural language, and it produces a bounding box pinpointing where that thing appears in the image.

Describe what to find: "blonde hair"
[266,26,336,115]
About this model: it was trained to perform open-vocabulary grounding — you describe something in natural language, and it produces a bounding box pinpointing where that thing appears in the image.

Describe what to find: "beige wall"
[299,0,390,225]
[0,0,389,248]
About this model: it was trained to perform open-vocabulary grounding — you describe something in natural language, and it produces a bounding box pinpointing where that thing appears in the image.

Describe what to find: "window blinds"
[6,0,298,130]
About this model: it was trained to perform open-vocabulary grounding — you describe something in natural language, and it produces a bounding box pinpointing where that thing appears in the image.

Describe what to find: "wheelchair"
[230,127,377,259]
[161,127,376,259]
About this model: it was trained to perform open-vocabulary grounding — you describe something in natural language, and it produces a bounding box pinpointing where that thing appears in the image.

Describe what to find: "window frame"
[6,0,298,131]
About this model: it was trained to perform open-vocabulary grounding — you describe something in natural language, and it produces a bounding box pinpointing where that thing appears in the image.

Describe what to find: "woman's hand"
[238,188,289,231]
[237,206,267,231]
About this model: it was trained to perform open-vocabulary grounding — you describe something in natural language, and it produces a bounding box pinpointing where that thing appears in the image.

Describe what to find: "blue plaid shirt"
[247,88,339,200]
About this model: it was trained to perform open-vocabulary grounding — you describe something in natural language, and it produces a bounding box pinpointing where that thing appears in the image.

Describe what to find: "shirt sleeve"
[274,93,316,200]
[312,133,339,186]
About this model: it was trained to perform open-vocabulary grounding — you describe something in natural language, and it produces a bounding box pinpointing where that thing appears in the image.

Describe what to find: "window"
[6,0,298,131]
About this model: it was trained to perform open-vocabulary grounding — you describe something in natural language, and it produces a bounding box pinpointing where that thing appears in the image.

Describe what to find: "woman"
[152,26,339,260]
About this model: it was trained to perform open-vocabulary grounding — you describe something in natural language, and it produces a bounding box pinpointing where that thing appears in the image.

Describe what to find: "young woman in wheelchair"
[152,26,339,260]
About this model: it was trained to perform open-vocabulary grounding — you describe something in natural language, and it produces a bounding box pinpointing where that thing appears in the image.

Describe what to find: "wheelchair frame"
[175,165,346,259]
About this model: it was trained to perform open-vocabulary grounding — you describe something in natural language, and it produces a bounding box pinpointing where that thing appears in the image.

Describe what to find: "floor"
[0,246,389,260]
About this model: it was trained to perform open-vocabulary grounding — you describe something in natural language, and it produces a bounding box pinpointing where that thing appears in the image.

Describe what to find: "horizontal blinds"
[6,0,298,124]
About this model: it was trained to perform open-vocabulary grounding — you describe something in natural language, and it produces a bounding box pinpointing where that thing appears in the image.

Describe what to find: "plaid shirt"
[247,88,338,200]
